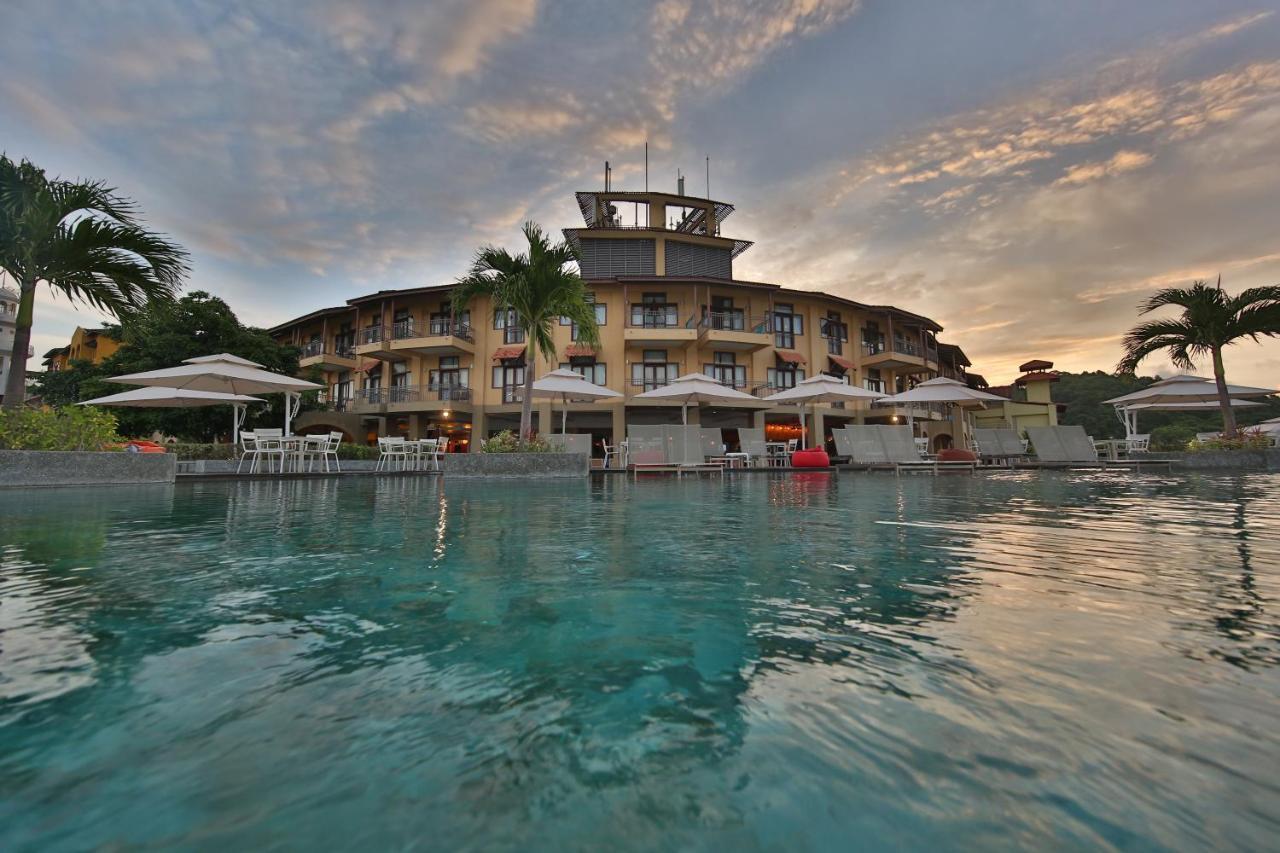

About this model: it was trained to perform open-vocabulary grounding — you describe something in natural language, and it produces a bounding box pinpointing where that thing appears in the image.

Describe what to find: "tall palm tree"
[453,221,599,446]
[0,154,188,408]
[1117,278,1280,436]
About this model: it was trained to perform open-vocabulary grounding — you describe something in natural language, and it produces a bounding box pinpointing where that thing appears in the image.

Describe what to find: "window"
[704,351,746,388]
[705,296,744,330]
[560,360,606,385]
[771,303,801,349]
[429,356,469,392]
[561,298,606,331]
[767,364,806,390]
[335,322,355,355]
[862,321,885,356]
[632,293,677,328]
[493,308,517,329]
[632,350,679,390]
[390,361,410,388]
[864,368,885,393]
[820,312,848,354]
[492,364,525,388]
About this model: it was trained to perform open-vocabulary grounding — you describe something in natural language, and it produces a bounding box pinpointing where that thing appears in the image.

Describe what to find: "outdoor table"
[765,442,789,466]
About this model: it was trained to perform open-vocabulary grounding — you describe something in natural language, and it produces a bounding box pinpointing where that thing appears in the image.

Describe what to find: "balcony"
[388,319,476,357]
[860,333,928,372]
[624,305,697,348]
[500,385,525,404]
[696,312,771,351]
[299,340,359,373]
[353,326,400,361]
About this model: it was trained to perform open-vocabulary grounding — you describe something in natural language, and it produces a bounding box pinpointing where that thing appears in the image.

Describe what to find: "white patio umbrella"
[109,353,322,435]
[78,386,266,444]
[530,368,623,433]
[631,372,764,424]
[1103,375,1276,434]
[876,376,1008,432]
[765,373,886,448]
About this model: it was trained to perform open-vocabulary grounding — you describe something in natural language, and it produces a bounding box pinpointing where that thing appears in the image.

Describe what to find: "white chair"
[602,440,622,469]
[298,435,328,471]
[236,431,259,474]
[914,437,930,457]
[376,437,411,472]
[252,429,286,473]
[417,438,443,471]
[321,432,343,473]
[1126,434,1150,454]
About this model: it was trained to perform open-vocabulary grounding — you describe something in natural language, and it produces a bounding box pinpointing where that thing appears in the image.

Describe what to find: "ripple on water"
[0,472,1278,850]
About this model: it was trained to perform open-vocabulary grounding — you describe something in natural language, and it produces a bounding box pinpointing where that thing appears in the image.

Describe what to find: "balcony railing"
[391,320,415,340]
[893,338,921,357]
[388,385,419,404]
[629,377,674,391]
[302,340,353,360]
[861,334,922,358]
[501,385,524,403]
[356,387,386,404]
[702,366,750,389]
[359,326,385,345]
[699,311,770,333]
[628,305,682,328]
[501,327,525,345]
[861,333,885,356]
[429,384,472,402]
[427,319,475,341]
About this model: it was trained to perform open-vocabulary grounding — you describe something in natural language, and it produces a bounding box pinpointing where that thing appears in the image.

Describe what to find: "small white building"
[0,284,21,403]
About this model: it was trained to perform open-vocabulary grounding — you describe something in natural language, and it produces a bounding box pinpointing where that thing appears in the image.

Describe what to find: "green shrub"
[0,406,122,451]
[479,429,552,453]
[1150,424,1199,452]
[1190,428,1275,452]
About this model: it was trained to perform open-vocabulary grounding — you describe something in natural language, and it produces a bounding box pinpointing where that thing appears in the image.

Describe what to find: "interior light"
[442,410,451,418]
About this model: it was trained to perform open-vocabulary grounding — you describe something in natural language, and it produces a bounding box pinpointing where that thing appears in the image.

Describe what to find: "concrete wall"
[442,451,589,478]
[0,450,175,488]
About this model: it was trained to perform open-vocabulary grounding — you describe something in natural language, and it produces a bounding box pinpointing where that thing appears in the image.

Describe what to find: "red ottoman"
[791,448,830,468]
[937,448,977,462]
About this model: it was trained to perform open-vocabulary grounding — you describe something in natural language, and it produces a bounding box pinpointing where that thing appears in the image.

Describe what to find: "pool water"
[2,472,1278,850]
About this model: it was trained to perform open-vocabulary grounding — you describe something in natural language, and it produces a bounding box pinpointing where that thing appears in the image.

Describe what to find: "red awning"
[492,344,527,362]
[564,343,597,358]
[775,350,807,365]
[827,354,855,371]
[359,359,381,374]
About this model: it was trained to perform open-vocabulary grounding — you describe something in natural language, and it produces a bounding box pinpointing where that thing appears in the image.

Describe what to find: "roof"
[492,344,526,362]
[43,346,70,358]
[984,384,1013,399]
[574,190,736,229]
[266,305,353,334]
[937,342,971,367]
[775,350,806,364]
[563,343,598,358]
[1018,358,1054,372]
[828,354,856,371]
[1015,371,1060,384]
[563,227,754,259]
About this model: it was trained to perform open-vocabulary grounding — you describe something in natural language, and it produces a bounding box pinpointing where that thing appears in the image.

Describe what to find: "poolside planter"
[441,452,589,478]
[0,449,176,488]
[1146,448,1280,471]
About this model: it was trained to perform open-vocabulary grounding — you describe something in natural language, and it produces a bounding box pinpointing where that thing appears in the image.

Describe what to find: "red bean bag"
[791,448,830,468]
[936,448,977,462]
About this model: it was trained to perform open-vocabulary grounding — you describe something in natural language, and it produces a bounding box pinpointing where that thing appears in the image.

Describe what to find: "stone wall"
[0,450,176,488]
[441,452,589,478]
[1145,449,1280,471]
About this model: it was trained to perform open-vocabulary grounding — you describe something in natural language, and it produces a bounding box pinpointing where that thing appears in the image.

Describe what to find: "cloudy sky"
[4,0,1280,385]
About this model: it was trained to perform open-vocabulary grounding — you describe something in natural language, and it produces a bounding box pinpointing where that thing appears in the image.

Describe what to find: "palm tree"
[452,221,599,447]
[1117,278,1280,436]
[1,154,188,409]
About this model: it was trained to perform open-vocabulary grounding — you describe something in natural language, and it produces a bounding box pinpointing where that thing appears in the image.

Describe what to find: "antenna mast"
[706,156,710,198]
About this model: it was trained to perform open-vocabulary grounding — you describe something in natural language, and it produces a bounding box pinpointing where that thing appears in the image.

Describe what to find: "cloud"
[1053,149,1154,186]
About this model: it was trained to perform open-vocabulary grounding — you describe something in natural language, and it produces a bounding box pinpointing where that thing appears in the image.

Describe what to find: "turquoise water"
[1,472,1278,851]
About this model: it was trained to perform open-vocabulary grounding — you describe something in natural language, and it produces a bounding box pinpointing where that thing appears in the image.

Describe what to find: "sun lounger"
[1025,426,1103,467]
[837,425,893,467]
[974,428,1026,465]
[738,428,768,468]
[880,425,976,474]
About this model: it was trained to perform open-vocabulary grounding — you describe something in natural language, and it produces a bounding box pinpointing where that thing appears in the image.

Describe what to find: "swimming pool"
[2,472,1278,850]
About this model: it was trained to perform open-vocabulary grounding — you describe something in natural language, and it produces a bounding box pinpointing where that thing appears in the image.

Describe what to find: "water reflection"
[0,473,1277,849]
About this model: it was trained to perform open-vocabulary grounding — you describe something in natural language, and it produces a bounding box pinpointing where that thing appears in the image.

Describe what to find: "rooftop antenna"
[604,160,611,191]
[677,168,684,196]
[644,141,649,192]
[706,155,710,198]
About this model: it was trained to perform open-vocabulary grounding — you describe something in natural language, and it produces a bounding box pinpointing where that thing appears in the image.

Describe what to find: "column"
[470,409,486,452]
[811,409,825,452]
[536,398,554,435]
[408,413,423,440]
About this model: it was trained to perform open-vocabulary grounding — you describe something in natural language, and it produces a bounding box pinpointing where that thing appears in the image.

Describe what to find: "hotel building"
[271,186,976,455]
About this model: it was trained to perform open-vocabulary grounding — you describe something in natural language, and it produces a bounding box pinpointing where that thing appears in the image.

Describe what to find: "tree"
[452,221,599,447]
[30,291,304,441]
[0,154,188,408]
[1116,279,1280,437]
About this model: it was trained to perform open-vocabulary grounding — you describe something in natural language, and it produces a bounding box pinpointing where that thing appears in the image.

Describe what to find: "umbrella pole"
[799,402,807,449]
[561,393,568,434]
[682,402,688,425]
[232,404,240,446]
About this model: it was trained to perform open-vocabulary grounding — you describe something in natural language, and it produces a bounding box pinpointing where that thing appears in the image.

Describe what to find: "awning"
[564,343,597,358]
[827,354,855,371]
[359,360,381,374]
[775,350,807,365]
[492,344,527,362]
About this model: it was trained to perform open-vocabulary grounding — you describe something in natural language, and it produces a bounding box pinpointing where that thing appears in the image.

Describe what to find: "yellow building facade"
[272,187,976,455]
[41,326,123,372]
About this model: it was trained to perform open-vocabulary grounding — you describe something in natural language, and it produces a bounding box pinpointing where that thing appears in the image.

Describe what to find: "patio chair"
[974,428,1025,465]
[376,436,412,472]
[914,437,930,457]
[322,431,343,473]
[416,437,444,471]
[1126,433,1150,454]
[626,425,669,471]
[602,440,622,469]
[236,431,260,474]
[250,429,287,473]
